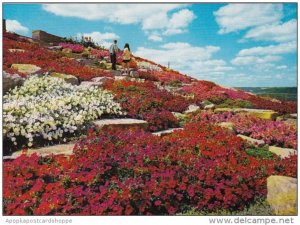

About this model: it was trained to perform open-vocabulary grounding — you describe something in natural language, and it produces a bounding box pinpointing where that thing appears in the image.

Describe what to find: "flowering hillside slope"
[2,32,297,215]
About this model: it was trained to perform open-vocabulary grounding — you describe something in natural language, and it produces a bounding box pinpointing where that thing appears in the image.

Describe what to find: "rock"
[80,81,103,88]
[267,176,297,215]
[214,107,235,113]
[152,128,183,137]
[93,118,148,130]
[92,76,114,84]
[184,104,200,114]
[62,48,72,54]
[218,122,235,133]
[111,70,122,77]
[128,78,145,83]
[48,46,63,51]
[50,72,79,85]
[289,113,297,119]
[130,70,139,77]
[10,143,75,158]
[284,118,297,127]
[237,134,265,147]
[204,104,215,110]
[11,64,41,75]
[3,71,24,93]
[114,76,127,81]
[268,146,297,159]
[238,108,278,120]
[98,60,108,69]
[8,48,25,53]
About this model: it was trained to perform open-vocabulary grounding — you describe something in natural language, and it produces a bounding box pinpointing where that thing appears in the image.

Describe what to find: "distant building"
[32,30,64,45]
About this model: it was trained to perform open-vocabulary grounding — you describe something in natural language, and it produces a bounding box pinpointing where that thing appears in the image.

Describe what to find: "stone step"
[237,134,265,147]
[11,64,41,75]
[93,118,148,130]
[6,143,76,159]
[184,104,200,114]
[152,128,183,137]
[267,176,297,215]
[268,146,297,159]
[214,108,278,120]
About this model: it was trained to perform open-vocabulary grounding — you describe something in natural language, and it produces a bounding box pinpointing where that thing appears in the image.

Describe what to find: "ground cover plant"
[104,80,192,131]
[3,75,124,151]
[193,111,297,149]
[3,121,296,215]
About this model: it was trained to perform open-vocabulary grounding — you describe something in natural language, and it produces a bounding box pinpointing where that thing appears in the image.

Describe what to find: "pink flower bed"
[59,43,84,53]
[194,112,297,149]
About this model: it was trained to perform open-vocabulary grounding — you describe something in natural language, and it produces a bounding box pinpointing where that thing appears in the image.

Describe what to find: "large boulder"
[268,146,297,159]
[10,143,75,158]
[204,104,215,110]
[50,72,79,85]
[3,71,25,94]
[152,128,183,137]
[8,48,25,53]
[237,134,265,147]
[11,64,41,75]
[239,108,278,120]
[218,122,236,133]
[62,48,72,54]
[267,176,297,215]
[93,118,148,130]
[184,104,200,114]
[92,76,114,85]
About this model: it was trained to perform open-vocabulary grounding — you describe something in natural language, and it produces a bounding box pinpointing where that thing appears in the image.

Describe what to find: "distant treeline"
[236,87,297,102]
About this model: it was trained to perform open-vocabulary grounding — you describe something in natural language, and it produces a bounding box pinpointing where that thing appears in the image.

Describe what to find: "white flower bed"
[137,61,162,72]
[3,75,125,147]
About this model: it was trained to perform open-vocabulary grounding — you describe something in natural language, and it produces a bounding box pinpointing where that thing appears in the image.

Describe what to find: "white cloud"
[135,42,234,78]
[6,19,29,34]
[148,34,163,42]
[214,4,283,34]
[42,4,195,41]
[276,65,287,70]
[43,4,183,23]
[237,41,296,56]
[243,19,297,43]
[77,31,120,48]
[231,55,282,65]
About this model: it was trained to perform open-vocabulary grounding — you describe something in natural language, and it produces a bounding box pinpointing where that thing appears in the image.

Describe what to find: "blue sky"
[3,3,297,87]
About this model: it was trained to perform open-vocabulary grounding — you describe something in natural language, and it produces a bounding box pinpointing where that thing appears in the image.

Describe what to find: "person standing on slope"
[109,39,119,70]
[122,43,131,75]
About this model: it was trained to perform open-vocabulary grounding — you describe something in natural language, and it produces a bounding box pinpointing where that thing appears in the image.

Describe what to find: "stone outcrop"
[268,146,297,159]
[214,108,278,120]
[50,72,79,85]
[237,134,265,147]
[152,128,183,137]
[8,49,25,53]
[3,71,24,93]
[267,176,297,215]
[93,118,148,130]
[184,104,200,114]
[218,122,235,133]
[9,143,75,159]
[11,64,41,75]
[204,104,215,110]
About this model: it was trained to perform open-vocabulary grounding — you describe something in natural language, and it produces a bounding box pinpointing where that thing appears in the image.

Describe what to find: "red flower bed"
[4,122,296,215]
[193,111,297,149]
[3,35,113,80]
[104,80,191,131]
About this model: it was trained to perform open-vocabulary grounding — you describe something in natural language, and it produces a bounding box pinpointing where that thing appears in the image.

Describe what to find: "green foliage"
[216,99,253,109]
[245,147,276,160]
[179,199,275,216]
